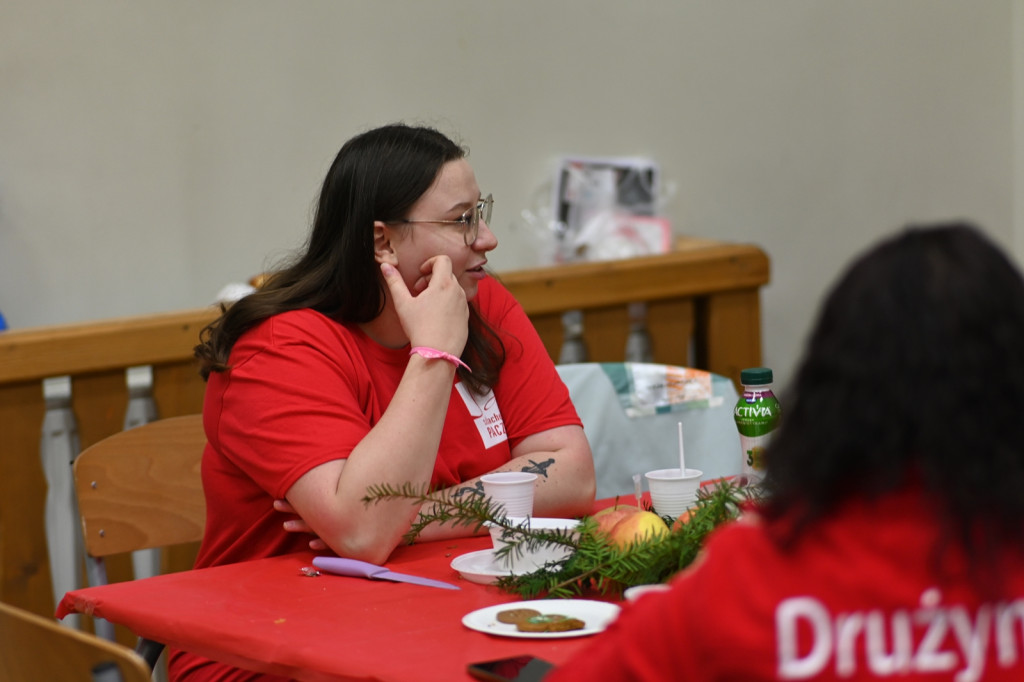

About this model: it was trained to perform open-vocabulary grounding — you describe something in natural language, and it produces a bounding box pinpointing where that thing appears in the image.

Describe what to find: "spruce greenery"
[362,479,759,599]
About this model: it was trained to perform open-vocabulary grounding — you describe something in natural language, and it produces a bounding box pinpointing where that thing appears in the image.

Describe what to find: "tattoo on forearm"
[452,481,485,499]
[454,459,556,499]
[521,458,555,479]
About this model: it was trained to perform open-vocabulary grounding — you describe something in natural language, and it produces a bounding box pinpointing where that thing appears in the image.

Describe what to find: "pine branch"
[361,481,578,546]
[363,477,761,599]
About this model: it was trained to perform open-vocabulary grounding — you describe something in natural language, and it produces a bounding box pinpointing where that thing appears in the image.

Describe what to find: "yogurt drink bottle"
[733,367,781,484]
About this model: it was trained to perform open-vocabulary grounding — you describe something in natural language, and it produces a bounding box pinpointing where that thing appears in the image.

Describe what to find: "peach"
[591,503,641,539]
[607,510,669,549]
[671,508,696,531]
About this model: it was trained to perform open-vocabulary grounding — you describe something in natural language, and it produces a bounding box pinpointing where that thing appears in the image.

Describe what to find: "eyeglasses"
[388,194,493,246]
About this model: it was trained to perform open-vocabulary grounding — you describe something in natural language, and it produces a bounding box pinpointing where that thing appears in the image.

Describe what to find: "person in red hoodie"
[547,222,1024,682]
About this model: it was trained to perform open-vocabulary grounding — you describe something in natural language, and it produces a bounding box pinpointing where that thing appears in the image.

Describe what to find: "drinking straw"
[678,421,686,473]
[633,473,642,506]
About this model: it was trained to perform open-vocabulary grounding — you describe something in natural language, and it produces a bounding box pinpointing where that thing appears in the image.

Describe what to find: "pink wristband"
[409,346,471,372]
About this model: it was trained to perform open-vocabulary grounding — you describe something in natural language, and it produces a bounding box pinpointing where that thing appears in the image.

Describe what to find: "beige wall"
[1015,0,1024,260]
[1,0,1020,388]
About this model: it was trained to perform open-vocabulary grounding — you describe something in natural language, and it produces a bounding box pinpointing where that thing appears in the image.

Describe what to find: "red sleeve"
[541,578,701,681]
[207,310,381,499]
[544,523,759,682]
[480,277,582,447]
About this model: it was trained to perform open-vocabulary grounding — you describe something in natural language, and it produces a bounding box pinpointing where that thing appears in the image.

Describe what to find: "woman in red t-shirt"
[548,223,1024,681]
[177,124,595,682]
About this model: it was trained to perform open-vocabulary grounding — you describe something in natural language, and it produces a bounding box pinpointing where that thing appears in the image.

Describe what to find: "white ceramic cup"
[645,468,703,520]
[487,516,580,572]
[480,472,537,518]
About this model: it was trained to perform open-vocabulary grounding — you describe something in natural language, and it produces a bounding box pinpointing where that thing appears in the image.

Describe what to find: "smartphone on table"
[467,655,556,682]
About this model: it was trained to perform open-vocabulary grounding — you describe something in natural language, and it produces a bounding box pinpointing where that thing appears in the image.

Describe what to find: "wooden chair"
[0,600,152,682]
[72,413,207,669]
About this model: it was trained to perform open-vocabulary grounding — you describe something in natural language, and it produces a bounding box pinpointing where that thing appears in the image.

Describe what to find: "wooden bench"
[0,238,769,623]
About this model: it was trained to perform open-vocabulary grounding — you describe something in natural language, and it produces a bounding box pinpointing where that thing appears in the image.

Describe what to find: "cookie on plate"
[516,614,586,633]
[496,608,542,625]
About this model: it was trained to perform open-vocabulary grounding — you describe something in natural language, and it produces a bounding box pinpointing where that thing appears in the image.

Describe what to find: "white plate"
[462,599,621,639]
[450,549,519,585]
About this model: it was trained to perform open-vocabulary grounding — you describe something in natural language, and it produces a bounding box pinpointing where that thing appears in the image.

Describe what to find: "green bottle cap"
[740,367,773,385]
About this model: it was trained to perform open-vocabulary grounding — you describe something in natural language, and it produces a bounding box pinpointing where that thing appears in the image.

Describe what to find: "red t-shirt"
[169,277,580,681]
[194,276,580,569]
[547,487,1024,681]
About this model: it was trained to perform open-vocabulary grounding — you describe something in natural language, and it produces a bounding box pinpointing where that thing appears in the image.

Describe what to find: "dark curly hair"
[761,221,1024,589]
[194,123,504,394]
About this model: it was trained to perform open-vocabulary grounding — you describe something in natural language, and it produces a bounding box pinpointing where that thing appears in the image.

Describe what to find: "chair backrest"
[74,414,207,559]
[556,362,743,499]
[0,600,152,682]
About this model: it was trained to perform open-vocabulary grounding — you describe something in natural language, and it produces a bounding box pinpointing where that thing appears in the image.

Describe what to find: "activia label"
[733,390,781,436]
[735,388,781,477]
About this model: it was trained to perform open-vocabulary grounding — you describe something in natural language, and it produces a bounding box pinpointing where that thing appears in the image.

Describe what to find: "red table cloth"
[58,521,630,681]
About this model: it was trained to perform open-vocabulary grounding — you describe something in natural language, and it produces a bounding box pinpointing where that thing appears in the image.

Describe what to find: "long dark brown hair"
[194,123,505,393]
[761,222,1024,591]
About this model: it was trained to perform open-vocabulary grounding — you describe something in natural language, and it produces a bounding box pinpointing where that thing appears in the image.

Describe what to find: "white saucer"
[623,583,671,601]
[450,549,519,585]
